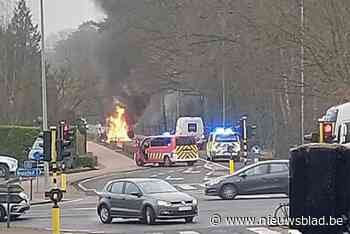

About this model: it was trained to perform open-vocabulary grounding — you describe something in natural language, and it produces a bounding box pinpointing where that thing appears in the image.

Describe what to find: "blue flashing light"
[214,128,225,134]
[212,128,236,135]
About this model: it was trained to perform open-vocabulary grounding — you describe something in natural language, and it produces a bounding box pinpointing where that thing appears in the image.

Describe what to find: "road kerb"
[75,167,149,193]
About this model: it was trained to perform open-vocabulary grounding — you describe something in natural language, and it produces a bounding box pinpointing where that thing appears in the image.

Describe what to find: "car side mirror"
[240,173,247,178]
[130,192,142,197]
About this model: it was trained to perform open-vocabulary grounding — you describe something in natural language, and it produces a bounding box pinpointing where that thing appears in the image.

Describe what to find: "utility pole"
[300,0,305,144]
[40,0,48,131]
[221,11,226,128]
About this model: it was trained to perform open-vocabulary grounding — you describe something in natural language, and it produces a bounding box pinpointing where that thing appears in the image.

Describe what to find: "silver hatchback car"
[97,178,198,225]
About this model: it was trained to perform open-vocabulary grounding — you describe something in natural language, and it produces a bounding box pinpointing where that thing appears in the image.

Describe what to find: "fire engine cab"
[134,134,199,167]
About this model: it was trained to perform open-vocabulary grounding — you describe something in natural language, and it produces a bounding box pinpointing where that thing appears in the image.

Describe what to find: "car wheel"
[187,161,194,166]
[0,206,6,222]
[99,205,112,224]
[144,206,156,225]
[10,215,20,220]
[0,164,9,179]
[185,216,195,223]
[220,184,237,200]
[136,157,144,167]
[164,156,172,167]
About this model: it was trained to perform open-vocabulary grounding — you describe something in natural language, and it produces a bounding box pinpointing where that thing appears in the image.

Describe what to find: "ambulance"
[134,134,199,167]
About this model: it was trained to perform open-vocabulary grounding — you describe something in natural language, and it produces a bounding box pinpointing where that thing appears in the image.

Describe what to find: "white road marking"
[32,198,85,207]
[206,171,213,176]
[203,176,215,181]
[179,231,201,234]
[200,158,229,170]
[168,170,174,173]
[158,172,165,176]
[288,230,302,234]
[236,194,288,199]
[183,167,201,174]
[247,227,281,234]
[196,165,202,169]
[203,162,213,171]
[165,175,184,181]
[150,174,158,177]
[176,184,197,190]
[73,207,97,211]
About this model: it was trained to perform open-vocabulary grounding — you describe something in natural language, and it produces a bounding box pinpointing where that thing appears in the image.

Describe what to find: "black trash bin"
[289,144,350,234]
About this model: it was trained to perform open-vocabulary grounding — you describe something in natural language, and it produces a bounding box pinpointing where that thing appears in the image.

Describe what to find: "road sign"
[32,151,43,161]
[23,160,39,169]
[16,168,41,177]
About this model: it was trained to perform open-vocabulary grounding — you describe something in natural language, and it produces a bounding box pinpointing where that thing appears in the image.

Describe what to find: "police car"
[206,128,241,161]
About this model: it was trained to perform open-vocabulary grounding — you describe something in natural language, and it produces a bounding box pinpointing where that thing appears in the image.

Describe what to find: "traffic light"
[43,130,51,162]
[247,125,257,138]
[323,122,333,143]
[57,121,75,161]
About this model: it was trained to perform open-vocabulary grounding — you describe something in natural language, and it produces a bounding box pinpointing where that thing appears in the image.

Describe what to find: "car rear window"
[188,123,197,132]
[215,134,239,142]
[176,137,195,146]
[150,137,171,147]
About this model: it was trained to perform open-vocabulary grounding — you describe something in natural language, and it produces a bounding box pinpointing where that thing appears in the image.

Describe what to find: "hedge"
[0,125,40,162]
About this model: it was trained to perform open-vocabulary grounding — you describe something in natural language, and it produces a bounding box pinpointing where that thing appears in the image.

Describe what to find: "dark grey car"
[205,160,289,200]
[97,178,198,225]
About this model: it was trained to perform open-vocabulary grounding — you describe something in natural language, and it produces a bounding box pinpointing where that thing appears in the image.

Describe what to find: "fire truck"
[134,134,199,167]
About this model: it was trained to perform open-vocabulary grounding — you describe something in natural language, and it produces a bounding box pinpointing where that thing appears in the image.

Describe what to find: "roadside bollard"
[60,174,67,192]
[45,189,63,234]
[229,159,235,175]
[52,204,60,234]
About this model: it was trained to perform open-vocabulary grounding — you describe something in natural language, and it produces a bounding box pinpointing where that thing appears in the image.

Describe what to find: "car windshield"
[138,180,178,194]
[215,134,239,142]
[323,108,338,122]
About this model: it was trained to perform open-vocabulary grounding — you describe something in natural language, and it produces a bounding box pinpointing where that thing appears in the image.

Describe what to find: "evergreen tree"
[4,0,41,123]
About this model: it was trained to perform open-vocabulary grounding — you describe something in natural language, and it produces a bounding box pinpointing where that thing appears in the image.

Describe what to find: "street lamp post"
[220,11,226,128]
[40,0,48,131]
[300,0,304,144]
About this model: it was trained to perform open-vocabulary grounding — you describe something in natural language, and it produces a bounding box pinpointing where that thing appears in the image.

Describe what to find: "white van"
[175,117,205,146]
[320,102,350,142]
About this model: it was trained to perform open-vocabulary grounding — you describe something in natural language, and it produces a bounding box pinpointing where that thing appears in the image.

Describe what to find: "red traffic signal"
[323,123,333,143]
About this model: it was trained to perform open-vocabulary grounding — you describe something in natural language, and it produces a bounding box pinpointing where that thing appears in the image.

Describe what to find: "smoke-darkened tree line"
[1,0,350,157]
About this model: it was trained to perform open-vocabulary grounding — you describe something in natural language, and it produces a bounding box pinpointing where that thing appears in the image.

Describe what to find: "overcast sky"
[27,0,105,36]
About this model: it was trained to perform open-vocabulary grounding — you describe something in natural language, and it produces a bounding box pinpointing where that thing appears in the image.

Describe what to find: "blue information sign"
[32,151,43,161]
[16,168,41,177]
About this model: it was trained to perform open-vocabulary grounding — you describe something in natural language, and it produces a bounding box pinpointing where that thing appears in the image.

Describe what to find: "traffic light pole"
[49,126,61,234]
[319,122,324,143]
[241,116,248,165]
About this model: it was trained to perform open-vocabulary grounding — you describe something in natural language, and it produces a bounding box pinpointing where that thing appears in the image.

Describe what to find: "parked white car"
[0,154,18,178]
[0,184,30,221]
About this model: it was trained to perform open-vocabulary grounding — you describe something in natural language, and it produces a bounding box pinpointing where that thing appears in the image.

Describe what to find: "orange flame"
[106,105,131,143]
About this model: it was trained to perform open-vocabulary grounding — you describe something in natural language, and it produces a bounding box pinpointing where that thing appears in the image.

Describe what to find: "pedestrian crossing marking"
[248,227,281,234]
[176,184,198,190]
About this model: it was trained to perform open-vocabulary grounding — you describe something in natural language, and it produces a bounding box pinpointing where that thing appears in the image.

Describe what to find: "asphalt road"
[0,157,289,234]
